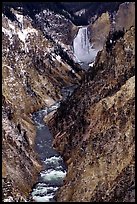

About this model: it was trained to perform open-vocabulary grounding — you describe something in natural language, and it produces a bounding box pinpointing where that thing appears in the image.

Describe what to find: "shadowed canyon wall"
[2,6,82,201]
[2,2,135,202]
[48,26,135,202]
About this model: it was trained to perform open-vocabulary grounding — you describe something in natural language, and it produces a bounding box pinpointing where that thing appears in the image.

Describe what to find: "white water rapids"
[30,103,67,202]
[73,26,98,66]
[30,86,76,202]
[30,26,98,202]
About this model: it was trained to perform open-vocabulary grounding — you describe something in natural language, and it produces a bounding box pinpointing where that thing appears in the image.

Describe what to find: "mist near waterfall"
[73,27,98,64]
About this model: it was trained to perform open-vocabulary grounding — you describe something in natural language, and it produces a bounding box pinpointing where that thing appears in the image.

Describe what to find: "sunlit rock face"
[88,2,135,52]
[2,2,135,202]
[115,2,135,32]
[2,104,42,202]
[2,7,83,201]
[49,26,135,202]
[73,26,98,64]
[88,12,111,50]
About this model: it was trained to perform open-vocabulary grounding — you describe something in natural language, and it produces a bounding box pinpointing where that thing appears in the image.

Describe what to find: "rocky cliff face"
[88,12,111,50]
[2,104,41,201]
[2,6,82,201]
[2,2,135,202]
[115,2,135,32]
[61,2,122,26]
[48,26,135,202]
[34,8,78,46]
[88,2,135,52]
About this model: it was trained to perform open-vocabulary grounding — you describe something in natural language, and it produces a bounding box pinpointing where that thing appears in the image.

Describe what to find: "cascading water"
[30,85,76,202]
[29,27,98,202]
[30,103,67,202]
[73,26,98,66]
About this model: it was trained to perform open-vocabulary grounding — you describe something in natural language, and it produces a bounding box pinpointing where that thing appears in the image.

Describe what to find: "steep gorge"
[49,25,135,202]
[2,2,135,202]
[2,6,82,201]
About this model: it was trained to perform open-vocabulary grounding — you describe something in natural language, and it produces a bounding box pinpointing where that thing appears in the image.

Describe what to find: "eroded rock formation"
[2,2,135,202]
[2,6,82,201]
[88,2,135,52]
[88,12,111,50]
[115,2,135,32]
[49,26,135,202]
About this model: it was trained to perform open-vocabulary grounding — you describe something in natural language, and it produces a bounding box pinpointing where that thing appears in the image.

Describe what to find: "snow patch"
[75,9,86,16]
[17,30,27,43]
[17,28,38,43]
[15,13,23,24]
[3,196,14,202]
[2,27,12,38]
[71,69,75,74]
[89,62,94,67]
[3,16,38,47]
[56,55,61,62]
[9,22,15,30]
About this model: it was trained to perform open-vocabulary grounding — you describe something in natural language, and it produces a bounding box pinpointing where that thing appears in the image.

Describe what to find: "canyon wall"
[2,2,135,202]
[49,26,135,202]
[115,2,135,32]
[88,2,135,51]
[2,7,82,201]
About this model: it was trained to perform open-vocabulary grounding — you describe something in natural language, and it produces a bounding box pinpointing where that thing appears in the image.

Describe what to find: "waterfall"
[73,26,97,64]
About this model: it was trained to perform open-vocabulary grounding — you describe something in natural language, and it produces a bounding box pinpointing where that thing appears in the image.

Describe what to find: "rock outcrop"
[61,2,122,26]
[88,12,111,50]
[2,7,82,201]
[49,26,135,202]
[2,2,135,202]
[115,2,135,32]
[34,8,78,46]
[2,104,41,201]
[88,2,135,52]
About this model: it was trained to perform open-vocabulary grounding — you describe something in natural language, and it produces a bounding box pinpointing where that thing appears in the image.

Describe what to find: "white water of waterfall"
[73,26,98,65]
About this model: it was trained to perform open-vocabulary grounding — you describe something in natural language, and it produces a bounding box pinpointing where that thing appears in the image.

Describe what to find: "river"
[30,104,67,202]
[30,26,96,202]
[30,85,77,202]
